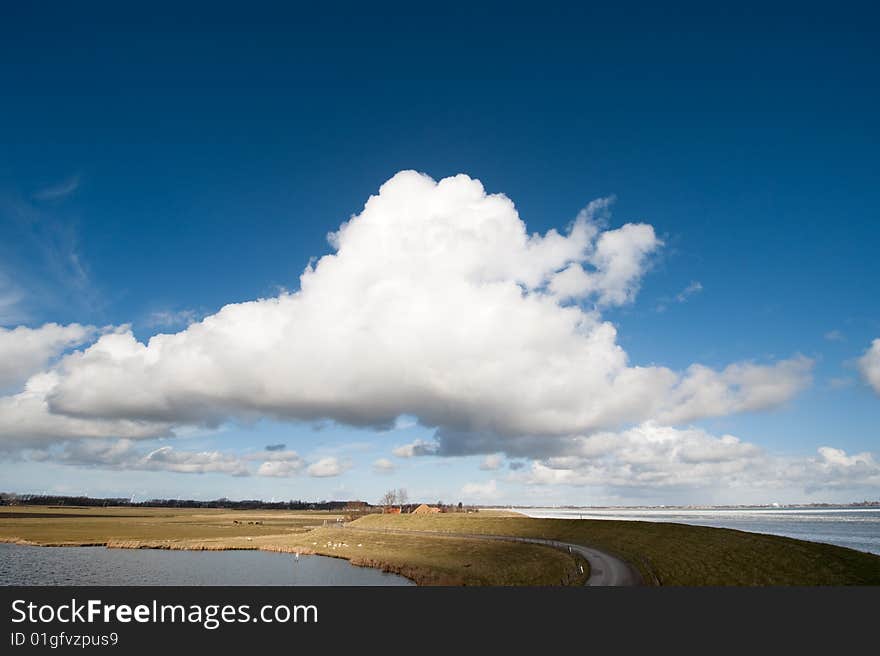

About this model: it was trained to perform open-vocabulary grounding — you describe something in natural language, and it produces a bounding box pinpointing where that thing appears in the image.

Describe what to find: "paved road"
[344,525,642,586]
[513,536,642,586]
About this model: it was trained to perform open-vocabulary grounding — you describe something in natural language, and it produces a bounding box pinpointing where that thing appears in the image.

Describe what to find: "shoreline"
[0,536,425,584]
[0,533,584,586]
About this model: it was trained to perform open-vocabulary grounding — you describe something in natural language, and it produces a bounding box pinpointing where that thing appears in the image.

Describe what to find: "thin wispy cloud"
[657,280,703,312]
[828,377,855,390]
[0,272,27,326]
[32,176,81,202]
[824,329,845,342]
[461,479,500,501]
[147,309,199,329]
[675,280,703,302]
[0,189,100,316]
[372,458,396,474]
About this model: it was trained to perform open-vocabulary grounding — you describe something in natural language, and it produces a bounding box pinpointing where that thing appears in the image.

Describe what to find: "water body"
[514,507,880,555]
[0,544,414,586]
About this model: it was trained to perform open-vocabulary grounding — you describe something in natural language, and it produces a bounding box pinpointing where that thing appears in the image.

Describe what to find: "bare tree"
[396,488,409,508]
[380,489,397,508]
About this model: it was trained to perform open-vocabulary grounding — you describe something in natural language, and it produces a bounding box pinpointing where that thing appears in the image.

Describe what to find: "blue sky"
[1,2,878,505]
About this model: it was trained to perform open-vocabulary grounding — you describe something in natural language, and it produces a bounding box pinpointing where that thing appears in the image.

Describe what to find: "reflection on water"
[0,544,414,586]
[515,507,880,555]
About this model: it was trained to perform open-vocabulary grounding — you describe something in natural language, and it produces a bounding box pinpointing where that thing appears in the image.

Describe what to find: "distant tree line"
[0,492,374,511]
[0,490,487,512]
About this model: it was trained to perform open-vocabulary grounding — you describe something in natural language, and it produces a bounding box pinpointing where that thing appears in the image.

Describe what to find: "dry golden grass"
[0,506,587,586]
[174,528,587,586]
[0,506,341,545]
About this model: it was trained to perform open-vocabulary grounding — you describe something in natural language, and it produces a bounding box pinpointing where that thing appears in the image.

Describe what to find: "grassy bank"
[353,513,880,585]
[7,505,878,585]
[0,506,586,586]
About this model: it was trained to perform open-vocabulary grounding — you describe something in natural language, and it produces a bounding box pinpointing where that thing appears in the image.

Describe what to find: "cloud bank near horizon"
[25,439,345,479]
[508,423,880,494]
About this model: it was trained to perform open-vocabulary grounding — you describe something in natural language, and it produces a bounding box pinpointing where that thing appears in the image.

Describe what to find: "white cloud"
[480,453,504,471]
[0,273,28,326]
[555,223,661,306]
[675,281,703,303]
[27,172,808,447]
[141,445,251,476]
[512,423,880,494]
[31,438,251,476]
[0,323,94,391]
[256,459,304,477]
[824,329,845,342]
[0,171,814,477]
[307,456,349,478]
[858,338,880,395]
[784,447,880,493]
[0,372,170,450]
[514,424,764,489]
[392,439,439,458]
[253,449,306,477]
[25,439,312,478]
[372,458,396,474]
[392,415,417,430]
[814,446,872,468]
[460,479,500,501]
[33,176,81,201]
[146,309,199,329]
[547,197,661,305]
[655,356,813,426]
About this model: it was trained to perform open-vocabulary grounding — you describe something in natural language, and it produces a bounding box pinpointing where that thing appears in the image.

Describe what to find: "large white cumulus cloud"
[30,171,810,449]
[0,372,170,450]
[0,323,94,391]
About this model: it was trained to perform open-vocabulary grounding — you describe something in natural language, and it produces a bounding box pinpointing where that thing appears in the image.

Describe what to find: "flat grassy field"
[353,513,880,586]
[0,506,343,544]
[0,506,586,586]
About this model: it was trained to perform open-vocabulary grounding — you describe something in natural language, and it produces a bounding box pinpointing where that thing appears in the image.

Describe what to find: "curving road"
[344,525,642,586]
[512,536,642,586]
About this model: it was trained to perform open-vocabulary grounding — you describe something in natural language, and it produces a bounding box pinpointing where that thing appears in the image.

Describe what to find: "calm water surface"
[0,544,413,586]
[515,507,880,555]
